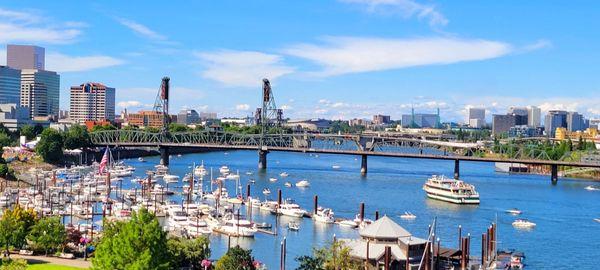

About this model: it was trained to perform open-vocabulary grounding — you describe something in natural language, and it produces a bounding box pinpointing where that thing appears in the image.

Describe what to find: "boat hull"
[425,192,480,204]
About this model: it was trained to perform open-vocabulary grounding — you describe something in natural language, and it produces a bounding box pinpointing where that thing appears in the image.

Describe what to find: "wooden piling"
[277,189,282,206]
[375,210,379,220]
[314,195,318,214]
[359,202,365,222]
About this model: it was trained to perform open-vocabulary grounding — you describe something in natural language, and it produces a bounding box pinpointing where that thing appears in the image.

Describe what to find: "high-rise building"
[527,106,541,127]
[372,114,391,125]
[177,109,200,125]
[544,110,568,137]
[7,45,45,70]
[467,108,485,128]
[508,106,528,125]
[0,66,21,105]
[566,111,586,132]
[20,69,60,119]
[401,114,439,128]
[69,82,116,123]
[492,114,516,135]
[199,112,217,120]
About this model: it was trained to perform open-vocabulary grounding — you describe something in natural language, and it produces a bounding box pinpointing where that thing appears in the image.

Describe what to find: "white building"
[0,103,49,131]
[528,106,541,127]
[467,108,485,128]
[69,82,116,123]
[20,69,60,119]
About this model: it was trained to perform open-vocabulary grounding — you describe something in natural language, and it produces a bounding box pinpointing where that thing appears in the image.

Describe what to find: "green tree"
[214,246,255,270]
[35,128,64,164]
[0,258,28,270]
[27,216,65,255]
[0,164,8,178]
[0,206,38,255]
[92,209,170,270]
[19,125,36,140]
[167,236,211,270]
[91,124,117,132]
[63,125,90,150]
[296,241,361,270]
[0,132,12,148]
[168,123,189,133]
[295,255,324,270]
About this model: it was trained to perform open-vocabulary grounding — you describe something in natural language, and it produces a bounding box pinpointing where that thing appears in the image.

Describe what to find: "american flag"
[99,147,109,174]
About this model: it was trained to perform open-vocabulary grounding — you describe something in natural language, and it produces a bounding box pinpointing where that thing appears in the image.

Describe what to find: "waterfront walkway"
[11,254,91,269]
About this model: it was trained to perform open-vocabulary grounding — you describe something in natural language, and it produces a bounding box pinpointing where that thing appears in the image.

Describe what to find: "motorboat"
[400,211,416,220]
[288,221,300,231]
[512,219,536,229]
[249,179,256,184]
[138,157,145,162]
[332,165,341,169]
[163,174,180,184]
[506,208,523,215]
[259,200,278,212]
[338,219,358,228]
[262,188,271,195]
[280,172,289,177]
[284,182,292,188]
[219,166,230,175]
[313,207,335,224]
[423,175,480,204]
[594,218,600,223]
[295,180,310,187]
[269,177,278,182]
[186,217,212,236]
[277,199,307,218]
[245,171,253,175]
[218,213,257,237]
[194,162,208,177]
[584,185,600,191]
[166,211,189,231]
[353,214,373,229]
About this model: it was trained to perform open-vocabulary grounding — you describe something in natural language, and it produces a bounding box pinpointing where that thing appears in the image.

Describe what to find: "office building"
[177,109,200,125]
[528,106,541,127]
[0,103,49,131]
[508,106,528,125]
[348,118,371,127]
[284,119,331,132]
[372,114,391,125]
[0,66,21,105]
[508,125,544,138]
[69,82,116,123]
[6,45,45,70]
[467,108,485,128]
[544,110,568,137]
[590,119,600,129]
[566,111,586,132]
[199,112,217,120]
[492,114,516,135]
[401,113,439,128]
[125,110,175,129]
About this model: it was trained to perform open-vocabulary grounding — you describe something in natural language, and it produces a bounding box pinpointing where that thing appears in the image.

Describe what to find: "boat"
[166,211,189,231]
[194,163,208,176]
[259,201,278,212]
[353,214,373,229]
[217,213,257,237]
[249,179,256,184]
[219,166,230,175]
[594,218,600,223]
[288,221,300,231]
[245,171,253,175]
[496,250,526,269]
[584,185,600,191]
[295,180,310,187]
[313,207,335,224]
[280,172,289,177]
[284,182,292,187]
[262,188,271,195]
[277,199,307,218]
[269,177,278,182]
[186,217,212,237]
[338,220,358,228]
[512,219,536,229]
[163,174,180,184]
[332,165,341,169]
[400,211,416,220]
[255,222,272,229]
[422,175,480,204]
[138,157,145,162]
[506,208,523,215]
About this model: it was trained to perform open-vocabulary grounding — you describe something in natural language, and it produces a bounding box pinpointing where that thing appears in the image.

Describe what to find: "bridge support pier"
[258,150,268,170]
[454,159,460,180]
[160,146,170,166]
[360,155,368,175]
[551,164,558,184]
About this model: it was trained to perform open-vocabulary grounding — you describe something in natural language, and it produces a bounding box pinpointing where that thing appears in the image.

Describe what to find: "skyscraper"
[372,114,391,125]
[508,106,528,125]
[528,106,541,127]
[7,45,45,70]
[177,109,200,125]
[566,111,585,132]
[467,107,485,128]
[20,69,60,119]
[0,66,21,105]
[544,110,568,137]
[492,114,516,135]
[69,82,116,123]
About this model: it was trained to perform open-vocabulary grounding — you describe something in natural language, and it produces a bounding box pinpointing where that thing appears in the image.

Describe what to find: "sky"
[1,0,599,122]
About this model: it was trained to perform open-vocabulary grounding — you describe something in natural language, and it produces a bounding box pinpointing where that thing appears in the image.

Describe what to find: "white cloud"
[0,8,83,44]
[285,37,513,76]
[340,0,448,27]
[280,105,293,111]
[117,101,142,108]
[46,53,124,72]
[195,50,295,87]
[521,39,552,52]
[236,104,250,111]
[116,18,167,41]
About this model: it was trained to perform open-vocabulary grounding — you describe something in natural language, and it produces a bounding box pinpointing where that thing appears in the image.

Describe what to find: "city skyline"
[1,1,600,121]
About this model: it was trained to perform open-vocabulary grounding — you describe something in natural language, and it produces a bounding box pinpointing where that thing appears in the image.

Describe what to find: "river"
[118,150,599,269]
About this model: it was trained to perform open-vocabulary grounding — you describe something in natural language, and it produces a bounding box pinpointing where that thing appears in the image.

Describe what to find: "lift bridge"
[90,78,600,183]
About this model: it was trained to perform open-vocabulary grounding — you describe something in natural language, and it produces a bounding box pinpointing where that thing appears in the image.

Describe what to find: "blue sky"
[1,0,599,122]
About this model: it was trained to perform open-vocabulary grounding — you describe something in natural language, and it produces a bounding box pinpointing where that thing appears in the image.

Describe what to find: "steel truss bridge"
[90,130,600,182]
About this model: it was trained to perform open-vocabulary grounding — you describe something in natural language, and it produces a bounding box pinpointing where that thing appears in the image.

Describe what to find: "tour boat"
[400,211,416,220]
[295,180,310,187]
[288,221,300,231]
[280,172,289,177]
[584,185,600,191]
[219,166,230,175]
[218,214,257,237]
[506,208,523,215]
[422,175,480,204]
[512,219,536,229]
[277,199,307,218]
[284,182,292,187]
[313,207,335,224]
[269,177,278,182]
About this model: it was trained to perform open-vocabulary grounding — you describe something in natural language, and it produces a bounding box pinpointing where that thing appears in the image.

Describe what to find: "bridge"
[92,77,600,183]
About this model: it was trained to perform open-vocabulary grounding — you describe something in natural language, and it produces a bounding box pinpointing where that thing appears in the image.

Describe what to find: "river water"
[118,150,599,269]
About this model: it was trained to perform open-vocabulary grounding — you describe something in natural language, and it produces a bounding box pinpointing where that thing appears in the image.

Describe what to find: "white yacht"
[217,214,257,237]
[219,166,230,175]
[259,200,278,212]
[194,164,208,177]
[163,174,180,184]
[332,165,341,169]
[284,182,292,188]
[400,211,416,220]
[422,175,480,204]
[506,208,523,215]
[262,188,271,195]
[512,219,536,229]
[186,217,212,236]
[584,185,600,191]
[313,207,335,224]
[167,211,189,231]
[269,177,278,182]
[279,172,289,177]
[295,180,310,187]
[338,219,358,228]
[277,199,307,218]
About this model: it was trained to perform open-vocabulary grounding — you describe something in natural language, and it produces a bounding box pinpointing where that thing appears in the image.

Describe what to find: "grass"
[27,263,87,270]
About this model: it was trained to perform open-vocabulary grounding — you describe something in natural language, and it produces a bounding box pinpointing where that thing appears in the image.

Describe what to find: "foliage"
[27,216,65,255]
[167,236,211,270]
[91,124,117,132]
[327,121,364,134]
[19,125,44,140]
[0,164,8,178]
[168,123,190,133]
[0,132,13,148]
[222,124,261,134]
[92,209,170,270]
[295,241,361,270]
[0,258,28,270]
[214,246,256,270]
[0,206,37,253]
[26,264,84,270]
[35,128,64,164]
[295,255,324,270]
[63,125,90,150]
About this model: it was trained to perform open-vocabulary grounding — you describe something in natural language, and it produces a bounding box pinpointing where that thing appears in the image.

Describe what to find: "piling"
[454,159,460,180]
[360,154,368,175]
[375,211,379,220]
[359,202,365,222]
[246,184,251,200]
[458,225,462,250]
[314,195,318,214]
[551,164,558,184]
[482,233,487,267]
[277,189,282,206]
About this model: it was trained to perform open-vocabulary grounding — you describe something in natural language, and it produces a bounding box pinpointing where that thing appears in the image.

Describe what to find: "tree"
[0,132,12,148]
[168,123,189,133]
[35,128,64,164]
[91,124,117,132]
[0,206,37,255]
[92,209,170,270]
[19,125,36,140]
[167,236,211,270]
[0,164,8,178]
[0,258,28,270]
[295,241,361,270]
[27,216,65,255]
[295,255,324,270]
[63,125,90,150]
[214,246,256,270]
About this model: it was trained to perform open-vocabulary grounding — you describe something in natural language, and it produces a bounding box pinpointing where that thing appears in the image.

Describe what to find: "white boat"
[166,211,189,231]
[339,220,358,228]
[332,165,341,169]
[262,188,271,195]
[594,218,600,223]
[280,172,289,177]
[163,174,180,184]
[400,211,416,220]
[288,221,300,231]
[218,214,257,237]
[506,208,523,215]
[295,180,310,187]
[226,173,240,180]
[259,200,278,212]
[584,185,600,191]
[284,182,292,187]
[353,214,373,229]
[219,166,230,175]
[194,162,208,177]
[512,219,536,228]
[422,175,480,204]
[138,157,145,162]
[245,171,253,175]
[269,177,278,182]
[313,207,335,224]
[277,199,307,218]
[186,217,212,236]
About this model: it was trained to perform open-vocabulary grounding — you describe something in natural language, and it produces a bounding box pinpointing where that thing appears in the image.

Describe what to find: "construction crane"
[153,77,170,133]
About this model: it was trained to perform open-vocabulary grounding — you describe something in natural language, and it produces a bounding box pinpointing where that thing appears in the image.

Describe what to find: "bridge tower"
[154,77,171,165]
[255,78,283,170]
